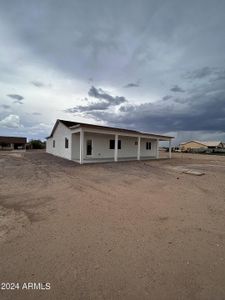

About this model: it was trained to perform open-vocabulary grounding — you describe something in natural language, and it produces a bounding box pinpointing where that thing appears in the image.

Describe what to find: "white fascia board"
[70,128,81,134]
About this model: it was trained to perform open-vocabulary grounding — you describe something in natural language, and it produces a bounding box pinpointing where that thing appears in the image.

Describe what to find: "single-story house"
[46,119,173,164]
[0,136,27,150]
[180,140,224,152]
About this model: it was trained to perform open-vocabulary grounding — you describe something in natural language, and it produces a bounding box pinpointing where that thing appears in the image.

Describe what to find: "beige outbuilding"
[180,140,224,152]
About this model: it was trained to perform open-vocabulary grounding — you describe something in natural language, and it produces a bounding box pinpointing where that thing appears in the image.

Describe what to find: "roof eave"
[47,119,174,140]
[72,124,173,139]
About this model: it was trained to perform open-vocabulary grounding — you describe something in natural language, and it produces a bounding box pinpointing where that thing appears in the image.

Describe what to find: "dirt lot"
[0,151,225,300]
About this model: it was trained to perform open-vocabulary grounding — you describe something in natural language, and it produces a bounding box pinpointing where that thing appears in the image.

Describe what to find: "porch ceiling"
[71,128,172,141]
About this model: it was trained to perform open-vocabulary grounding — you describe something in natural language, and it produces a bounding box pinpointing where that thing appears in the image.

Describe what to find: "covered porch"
[70,127,172,164]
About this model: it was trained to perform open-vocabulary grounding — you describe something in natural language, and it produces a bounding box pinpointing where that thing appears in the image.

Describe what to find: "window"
[65,138,69,148]
[146,142,151,150]
[109,139,114,149]
[109,139,121,149]
[53,140,55,148]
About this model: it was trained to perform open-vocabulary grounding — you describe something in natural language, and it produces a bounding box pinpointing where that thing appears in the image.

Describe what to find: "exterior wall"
[140,138,157,157]
[117,136,138,158]
[0,144,14,150]
[47,124,160,162]
[83,133,115,159]
[71,132,157,160]
[0,143,26,150]
[46,137,53,153]
[71,133,80,160]
[46,122,72,160]
[180,141,207,151]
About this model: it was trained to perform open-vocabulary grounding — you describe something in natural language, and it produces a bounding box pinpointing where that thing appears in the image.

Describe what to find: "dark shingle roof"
[47,119,173,140]
[0,136,27,144]
[60,120,80,128]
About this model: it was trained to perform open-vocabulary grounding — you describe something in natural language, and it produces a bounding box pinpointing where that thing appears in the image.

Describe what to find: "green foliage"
[29,139,46,149]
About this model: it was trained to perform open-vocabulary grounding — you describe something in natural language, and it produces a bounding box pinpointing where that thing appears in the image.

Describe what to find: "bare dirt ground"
[0,151,225,300]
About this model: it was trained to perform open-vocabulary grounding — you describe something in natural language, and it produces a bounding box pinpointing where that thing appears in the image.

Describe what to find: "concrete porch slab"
[73,156,157,164]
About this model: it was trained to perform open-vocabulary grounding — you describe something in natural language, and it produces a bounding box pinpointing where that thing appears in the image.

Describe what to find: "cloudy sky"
[0,0,225,144]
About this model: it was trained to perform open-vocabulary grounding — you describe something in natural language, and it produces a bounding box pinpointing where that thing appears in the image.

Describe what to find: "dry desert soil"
[0,151,225,300]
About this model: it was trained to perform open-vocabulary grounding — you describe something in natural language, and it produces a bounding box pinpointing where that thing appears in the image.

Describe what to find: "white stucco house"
[46,119,173,164]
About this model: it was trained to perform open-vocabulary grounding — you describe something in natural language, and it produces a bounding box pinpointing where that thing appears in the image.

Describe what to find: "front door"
[86,139,92,156]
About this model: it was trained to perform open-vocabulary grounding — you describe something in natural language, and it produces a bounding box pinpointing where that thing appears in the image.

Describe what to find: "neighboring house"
[0,136,27,150]
[180,140,224,152]
[46,119,173,164]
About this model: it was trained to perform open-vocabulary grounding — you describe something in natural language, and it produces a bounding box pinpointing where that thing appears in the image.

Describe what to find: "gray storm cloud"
[124,83,140,88]
[170,85,185,93]
[88,86,127,105]
[7,94,24,104]
[31,81,51,88]
[0,0,225,141]
[66,86,127,113]
[7,94,24,101]
[1,104,11,109]
[66,77,225,133]
[2,0,225,86]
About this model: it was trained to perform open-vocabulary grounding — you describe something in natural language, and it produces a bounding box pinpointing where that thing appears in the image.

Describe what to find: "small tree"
[29,139,46,149]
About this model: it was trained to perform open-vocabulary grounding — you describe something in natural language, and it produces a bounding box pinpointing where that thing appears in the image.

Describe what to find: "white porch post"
[137,136,141,160]
[80,129,84,164]
[169,139,172,159]
[70,133,73,160]
[114,134,118,162]
[156,139,159,159]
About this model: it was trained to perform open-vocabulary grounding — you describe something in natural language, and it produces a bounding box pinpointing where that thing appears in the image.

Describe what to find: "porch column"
[137,136,141,160]
[156,139,159,159]
[80,129,84,164]
[114,134,118,162]
[169,139,172,159]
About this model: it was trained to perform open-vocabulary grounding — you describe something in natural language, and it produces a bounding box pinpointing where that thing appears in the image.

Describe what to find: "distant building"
[180,140,224,152]
[0,136,27,150]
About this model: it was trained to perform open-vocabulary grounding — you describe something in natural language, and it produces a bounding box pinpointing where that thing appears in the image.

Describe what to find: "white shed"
[46,120,173,164]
